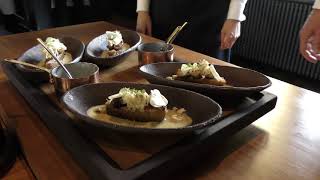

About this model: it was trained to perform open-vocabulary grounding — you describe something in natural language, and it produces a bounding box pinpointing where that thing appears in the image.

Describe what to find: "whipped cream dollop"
[42,37,67,59]
[179,59,224,81]
[105,31,123,48]
[107,88,168,112]
[149,89,168,108]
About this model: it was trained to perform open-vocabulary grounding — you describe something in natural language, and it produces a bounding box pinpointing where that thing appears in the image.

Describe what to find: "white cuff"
[227,0,247,21]
[137,0,150,12]
[313,0,320,9]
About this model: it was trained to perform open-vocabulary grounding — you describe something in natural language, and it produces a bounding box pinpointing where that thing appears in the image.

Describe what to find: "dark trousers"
[150,0,231,62]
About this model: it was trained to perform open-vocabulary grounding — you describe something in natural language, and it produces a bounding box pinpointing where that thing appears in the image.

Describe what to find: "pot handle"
[2,59,51,74]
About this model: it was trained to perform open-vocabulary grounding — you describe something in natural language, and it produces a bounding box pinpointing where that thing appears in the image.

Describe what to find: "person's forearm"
[314,0,320,9]
[227,0,248,21]
[137,0,150,12]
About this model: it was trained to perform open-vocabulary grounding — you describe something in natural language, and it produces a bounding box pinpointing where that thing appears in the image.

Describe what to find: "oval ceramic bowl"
[62,82,222,134]
[17,36,85,82]
[139,62,272,97]
[85,30,141,67]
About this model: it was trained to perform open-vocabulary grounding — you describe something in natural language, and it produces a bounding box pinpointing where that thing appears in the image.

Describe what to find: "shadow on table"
[167,124,269,179]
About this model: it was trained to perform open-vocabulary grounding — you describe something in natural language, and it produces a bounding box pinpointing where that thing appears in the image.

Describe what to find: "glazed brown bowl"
[16,36,85,82]
[85,30,141,67]
[139,62,272,98]
[62,82,222,134]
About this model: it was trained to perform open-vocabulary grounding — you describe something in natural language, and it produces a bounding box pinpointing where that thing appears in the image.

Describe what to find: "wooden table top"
[0,21,319,180]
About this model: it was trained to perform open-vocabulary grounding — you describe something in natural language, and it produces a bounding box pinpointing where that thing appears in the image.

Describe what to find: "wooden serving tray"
[1,53,277,180]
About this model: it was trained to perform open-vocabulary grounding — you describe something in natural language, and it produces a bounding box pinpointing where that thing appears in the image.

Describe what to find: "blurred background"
[1,0,319,92]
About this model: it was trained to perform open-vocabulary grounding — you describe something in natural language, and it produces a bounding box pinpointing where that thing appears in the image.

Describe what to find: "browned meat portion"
[106,98,166,122]
[107,41,124,51]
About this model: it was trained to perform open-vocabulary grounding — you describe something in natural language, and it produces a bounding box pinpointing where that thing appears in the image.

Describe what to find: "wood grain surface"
[0,22,319,180]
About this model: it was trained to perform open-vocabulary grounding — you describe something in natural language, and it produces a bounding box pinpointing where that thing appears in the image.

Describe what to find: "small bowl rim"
[137,42,174,53]
[51,62,99,80]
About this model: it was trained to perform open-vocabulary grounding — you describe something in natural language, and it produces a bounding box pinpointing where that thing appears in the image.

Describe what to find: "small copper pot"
[137,42,174,66]
[50,62,99,94]
[3,59,99,95]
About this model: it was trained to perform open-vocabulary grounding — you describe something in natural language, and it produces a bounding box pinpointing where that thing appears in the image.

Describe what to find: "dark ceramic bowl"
[16,36,85,82]
[62,82,222,134]
[139,62,272,97]
[85,30,142,67]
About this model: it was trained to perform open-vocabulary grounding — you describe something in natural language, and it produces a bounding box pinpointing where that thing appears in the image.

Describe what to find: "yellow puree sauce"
[87,105,192,129]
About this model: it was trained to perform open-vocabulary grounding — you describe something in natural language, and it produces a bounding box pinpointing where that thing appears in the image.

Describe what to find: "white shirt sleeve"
[314,0,320,9]
[137,0,150,12]
[227,0,248,21]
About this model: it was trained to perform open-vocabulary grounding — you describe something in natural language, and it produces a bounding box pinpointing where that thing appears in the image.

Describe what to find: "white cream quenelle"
[105,31,123,48]
[42,37,67,59]
[149,89,168,108]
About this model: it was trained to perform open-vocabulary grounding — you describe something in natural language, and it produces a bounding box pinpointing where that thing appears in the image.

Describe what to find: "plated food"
[37,37,73,69]
[100,31,130,58]
[16,36,85,82]
[167,59,226,86]
[105,88,168,122]
[62,83,222,134]
[87,88,192,129]
[85,30,141,67]
[139,61,272,97]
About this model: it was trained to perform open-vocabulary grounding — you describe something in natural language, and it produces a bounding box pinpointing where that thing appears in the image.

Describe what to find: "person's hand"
[220,19,241,49]
[136,11,152,36]
[300,9,320,63]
